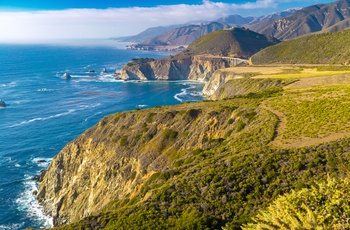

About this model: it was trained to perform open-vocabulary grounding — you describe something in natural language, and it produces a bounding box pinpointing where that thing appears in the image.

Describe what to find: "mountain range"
[118,8,297,48]
[120,0,350,48]
[248,0,350,40]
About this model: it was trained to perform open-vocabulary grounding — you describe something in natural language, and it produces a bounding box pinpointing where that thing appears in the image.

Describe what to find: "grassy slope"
[250,29,350,65]
[49,66,350,230]
[174,28,279,59]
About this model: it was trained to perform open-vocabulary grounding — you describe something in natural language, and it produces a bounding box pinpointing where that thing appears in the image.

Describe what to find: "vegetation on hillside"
[251,29,350,65]
[211,78,295,100]
[177,28,279,59]
[126,58,156,67]
[243,177,350,229]
[267,84,350,147]
[49,70,350,229]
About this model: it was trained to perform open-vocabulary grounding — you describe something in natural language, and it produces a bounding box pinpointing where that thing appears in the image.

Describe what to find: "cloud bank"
[0,0,325,42]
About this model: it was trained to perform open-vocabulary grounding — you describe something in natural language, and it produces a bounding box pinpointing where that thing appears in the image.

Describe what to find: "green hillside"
[176,28,279,59]
[41,66,350,230]
[251,29,350,65]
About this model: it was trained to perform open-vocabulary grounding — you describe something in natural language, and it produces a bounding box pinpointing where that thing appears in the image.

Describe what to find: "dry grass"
[262,84,350,148]
[221,66,350,80]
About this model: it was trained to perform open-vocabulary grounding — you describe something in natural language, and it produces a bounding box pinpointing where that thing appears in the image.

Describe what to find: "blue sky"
[0,0,335,42]
[0,0,333,10]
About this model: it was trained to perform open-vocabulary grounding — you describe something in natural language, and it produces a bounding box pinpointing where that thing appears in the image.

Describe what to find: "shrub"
[236,120,246,132]
[162,129,178,140]
[120,136,128,146]
[241,176,350,230]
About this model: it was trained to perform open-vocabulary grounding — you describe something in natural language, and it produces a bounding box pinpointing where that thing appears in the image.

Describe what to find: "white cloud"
[0,0,326,42]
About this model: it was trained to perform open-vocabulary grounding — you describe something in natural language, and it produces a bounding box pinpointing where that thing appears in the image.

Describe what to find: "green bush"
[162,129,178,140]
[120,136,128,146]
[241,177,350,230]
[236,120,246,132]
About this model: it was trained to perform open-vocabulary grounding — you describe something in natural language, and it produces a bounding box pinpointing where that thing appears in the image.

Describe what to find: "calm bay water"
[0,41,204,229]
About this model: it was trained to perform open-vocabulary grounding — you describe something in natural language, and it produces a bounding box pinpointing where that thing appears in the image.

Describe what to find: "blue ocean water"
[0,41,204,229]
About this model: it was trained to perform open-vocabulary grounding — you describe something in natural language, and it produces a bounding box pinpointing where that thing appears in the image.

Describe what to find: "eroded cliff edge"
[120,55,247,81]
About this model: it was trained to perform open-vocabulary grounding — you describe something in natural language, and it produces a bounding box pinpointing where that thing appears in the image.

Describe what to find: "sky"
[0,0,335,43]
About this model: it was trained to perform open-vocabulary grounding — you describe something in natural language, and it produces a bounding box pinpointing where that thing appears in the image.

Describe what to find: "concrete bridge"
[198,55,248,66]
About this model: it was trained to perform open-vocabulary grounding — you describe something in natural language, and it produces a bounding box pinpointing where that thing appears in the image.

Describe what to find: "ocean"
[0,41,204,229]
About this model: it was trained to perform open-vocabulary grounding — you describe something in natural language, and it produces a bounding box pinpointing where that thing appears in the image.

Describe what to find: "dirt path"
[260,99,350,149]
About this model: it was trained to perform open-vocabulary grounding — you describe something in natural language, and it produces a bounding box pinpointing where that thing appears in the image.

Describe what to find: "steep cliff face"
[38,100,263,226]
[202,67,298,98]
[202,69,244,96]
[120,55,247,81]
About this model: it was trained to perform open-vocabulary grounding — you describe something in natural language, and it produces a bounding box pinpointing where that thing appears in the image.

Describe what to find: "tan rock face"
[37,135,144,225]
[120,55,247,82]
[37,102,246,226]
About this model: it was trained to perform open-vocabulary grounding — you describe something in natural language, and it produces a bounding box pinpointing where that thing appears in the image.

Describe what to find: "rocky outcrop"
[62,73,71,79]
[120,55,247,81]
[203,68,296,99]
[0,100,6,108]
[202,69,244,96]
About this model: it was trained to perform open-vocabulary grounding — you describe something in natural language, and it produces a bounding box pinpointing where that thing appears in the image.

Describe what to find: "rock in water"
[0,100,6,107]
[62,73,71,79]
[101,68,107,74]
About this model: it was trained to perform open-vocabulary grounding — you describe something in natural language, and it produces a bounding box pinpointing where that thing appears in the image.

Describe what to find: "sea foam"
[16,175,53,229]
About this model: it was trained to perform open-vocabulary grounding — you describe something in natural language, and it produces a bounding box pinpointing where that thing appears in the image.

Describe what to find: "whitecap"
[37,88,53,92]
[137,104,149,108]
[174,89,186,102]
[70,74,90,78]
[9,109,76,127]
[32,157,52,168]
[97,74,118,82]
[15,175,53,228]
[174,85,196,102]
[0,223,25,230]
[77,103,101,109]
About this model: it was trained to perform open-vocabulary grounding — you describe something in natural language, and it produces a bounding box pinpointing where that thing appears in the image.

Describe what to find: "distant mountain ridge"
[119,8,296,48]
[216,8,300,26]
[119,0,350,47]
[248,0,350,40]
[141,22,231,46]
[115,24,186,43]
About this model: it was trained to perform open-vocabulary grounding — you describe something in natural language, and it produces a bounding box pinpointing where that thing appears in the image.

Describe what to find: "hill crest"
[250,29,350,65]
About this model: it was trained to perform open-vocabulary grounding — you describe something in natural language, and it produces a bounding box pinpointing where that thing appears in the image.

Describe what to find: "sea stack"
[0,100,6,108]
[62,73,71,79]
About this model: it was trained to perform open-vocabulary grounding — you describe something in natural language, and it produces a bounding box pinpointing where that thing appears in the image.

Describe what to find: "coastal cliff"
[120,55,247,81]
[202,68,294,98]
[37,97,276,227]
[37,66,350,229]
